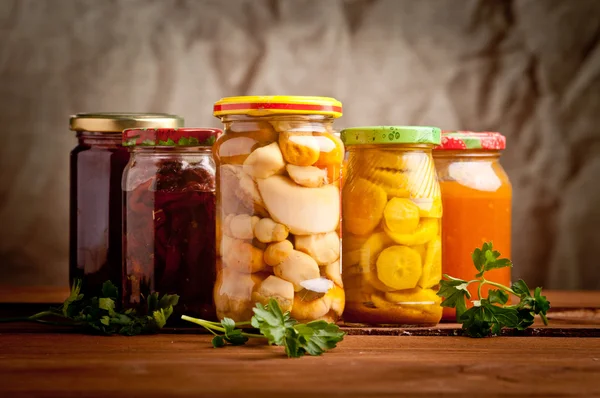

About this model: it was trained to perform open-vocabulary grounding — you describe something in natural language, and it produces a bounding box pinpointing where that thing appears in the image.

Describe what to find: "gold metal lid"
[69,112,184,133]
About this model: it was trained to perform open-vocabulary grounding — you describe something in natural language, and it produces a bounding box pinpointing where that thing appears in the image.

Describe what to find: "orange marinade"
[440,181,511,319]
[433,131,512,321]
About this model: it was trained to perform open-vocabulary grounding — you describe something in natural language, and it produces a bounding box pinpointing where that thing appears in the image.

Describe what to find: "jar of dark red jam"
[70,113,183,297]
[122,128,221,322]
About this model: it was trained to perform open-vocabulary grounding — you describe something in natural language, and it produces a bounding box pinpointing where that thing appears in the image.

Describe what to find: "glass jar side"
[433,150,512,321]
[341,144,443,326]
[214,114,345,323]
[122,147,217,321]
[70,131,129,296]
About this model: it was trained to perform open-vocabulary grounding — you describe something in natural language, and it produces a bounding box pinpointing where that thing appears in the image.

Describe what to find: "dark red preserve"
[122,128,221,323]
[69,113,183,297]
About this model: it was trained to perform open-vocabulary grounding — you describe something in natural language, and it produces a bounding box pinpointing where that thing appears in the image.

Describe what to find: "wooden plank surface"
[0,290,600,396]
[0,333,599,397]
[1,287,598,307]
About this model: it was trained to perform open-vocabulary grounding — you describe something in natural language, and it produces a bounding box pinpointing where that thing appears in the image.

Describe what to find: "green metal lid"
[340,126,441,146]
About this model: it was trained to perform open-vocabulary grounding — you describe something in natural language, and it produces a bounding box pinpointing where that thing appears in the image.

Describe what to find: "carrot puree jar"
[69,113,183,297]
[340,126,443,326]
[433,131,512,321]
[212,96,345,323]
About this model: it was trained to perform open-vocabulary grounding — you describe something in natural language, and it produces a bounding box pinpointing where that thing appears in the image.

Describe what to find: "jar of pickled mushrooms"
[340,126,443,326]
[213,96,345,323]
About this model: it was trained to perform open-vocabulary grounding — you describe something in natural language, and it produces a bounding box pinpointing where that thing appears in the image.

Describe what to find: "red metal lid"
[122,128,222,147]
[435,131,506,150]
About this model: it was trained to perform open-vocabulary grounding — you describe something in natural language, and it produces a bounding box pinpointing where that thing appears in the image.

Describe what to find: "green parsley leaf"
[437,275,470,317]
[487,289,509,305]
[294,321,345,357]
[441,242,551,337]
[212,335,225,348]
[0,279,178,336]
[511,280,531,298]
[178,137,190,146]
[101,281,119,299]
[182,298,344,358]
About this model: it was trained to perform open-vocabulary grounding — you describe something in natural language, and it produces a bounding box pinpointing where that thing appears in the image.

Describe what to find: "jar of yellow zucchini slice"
[213,96,345,323]
[340,126,443,326]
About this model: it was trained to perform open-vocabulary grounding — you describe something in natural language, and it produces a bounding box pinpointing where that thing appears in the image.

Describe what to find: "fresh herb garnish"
[182,298,345,358]
[0,279,179,335]
[438,242,551,337]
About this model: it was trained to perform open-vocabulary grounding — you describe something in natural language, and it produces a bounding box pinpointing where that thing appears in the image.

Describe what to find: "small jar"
[213,96,345,323]
[433,131,512,321]
[122,128,221,321]
[69,113,183,296]
[340,126,443,326]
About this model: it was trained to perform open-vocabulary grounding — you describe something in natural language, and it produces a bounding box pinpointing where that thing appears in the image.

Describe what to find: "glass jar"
[122,128,221,322]
[340,126,443,326]
[212,96,345,323]
[433,131,512,321]
[69,113,183,296]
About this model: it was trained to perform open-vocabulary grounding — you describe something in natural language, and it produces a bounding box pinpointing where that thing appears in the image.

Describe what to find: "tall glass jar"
[213,96,345,323]
[341,126,443,326]
[122,128,220,322]
[69,113,183,296]
[433,131,512,321]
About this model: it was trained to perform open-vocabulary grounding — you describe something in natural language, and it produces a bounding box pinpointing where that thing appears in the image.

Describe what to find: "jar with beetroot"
[70,113,183,297]
[122,128,221,322]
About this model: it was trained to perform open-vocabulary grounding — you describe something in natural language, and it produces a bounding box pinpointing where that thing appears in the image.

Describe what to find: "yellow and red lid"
[436,131,506,150]
[213,96,342,118]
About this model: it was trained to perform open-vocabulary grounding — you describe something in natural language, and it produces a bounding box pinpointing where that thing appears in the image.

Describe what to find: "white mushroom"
[264,240,294,266]
[251,276,294,313]
[237,170,267,209]
[328,285,345,316]
[214,268,257,321]
[295,231,340,265]
[257,175,340,235]
[220,165,252,215]
[254,217,289,243]
[286,164,328,188]
[219,234,235,257]
[222,214,235,238]
[291,291,332,320]
[321,260,343,287]
[242,142,286,179]
[229,214,260,240]
[223,239,266,274]
[274,250,320,291]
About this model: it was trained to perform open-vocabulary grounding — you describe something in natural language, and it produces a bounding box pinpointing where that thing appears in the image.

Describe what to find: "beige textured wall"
[0,0,599,289]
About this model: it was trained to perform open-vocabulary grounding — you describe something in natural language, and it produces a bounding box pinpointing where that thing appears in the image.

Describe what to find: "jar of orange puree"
[433,131,512,321]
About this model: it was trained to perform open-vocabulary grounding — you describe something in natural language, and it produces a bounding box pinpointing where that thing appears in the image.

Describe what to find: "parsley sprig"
[0,279,179,335]
[182,299,345,358]
[438,242,551,337]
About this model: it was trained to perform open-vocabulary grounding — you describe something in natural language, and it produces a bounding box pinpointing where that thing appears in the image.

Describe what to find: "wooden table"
[0,288,599,397]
